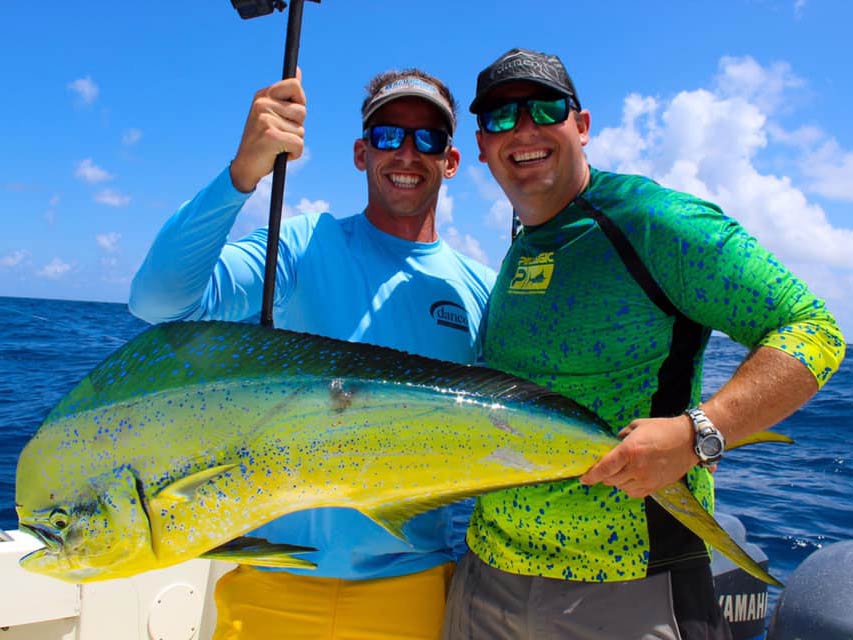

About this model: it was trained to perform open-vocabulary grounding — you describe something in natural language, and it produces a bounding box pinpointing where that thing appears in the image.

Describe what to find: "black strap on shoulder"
[574,198,680,318]
[574,196,707,416]
[575,196,710,572]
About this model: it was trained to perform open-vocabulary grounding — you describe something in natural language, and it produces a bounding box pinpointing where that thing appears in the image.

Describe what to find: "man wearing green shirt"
[442,48,846,640]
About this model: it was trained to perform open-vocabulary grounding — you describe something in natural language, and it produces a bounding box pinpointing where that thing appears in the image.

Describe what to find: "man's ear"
[354,138,367,171]
[576,110,592,147]
[476,130,487,163]
[444,146,461,179]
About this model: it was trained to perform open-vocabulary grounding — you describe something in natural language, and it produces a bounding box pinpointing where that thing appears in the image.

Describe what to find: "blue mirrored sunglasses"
[477,97,573,133]
[363,125,450,155]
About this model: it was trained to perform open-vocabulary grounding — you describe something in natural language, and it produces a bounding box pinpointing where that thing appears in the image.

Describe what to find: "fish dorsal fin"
[44,320,607,431]
[154,464,237,502]
[201,536,317,569]
[45,321,305,422]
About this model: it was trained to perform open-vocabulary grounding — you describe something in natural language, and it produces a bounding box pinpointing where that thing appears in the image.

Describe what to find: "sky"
[2,1,852,339]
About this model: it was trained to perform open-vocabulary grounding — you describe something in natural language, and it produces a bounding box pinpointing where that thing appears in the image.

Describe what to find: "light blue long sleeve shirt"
[129,167,496,579]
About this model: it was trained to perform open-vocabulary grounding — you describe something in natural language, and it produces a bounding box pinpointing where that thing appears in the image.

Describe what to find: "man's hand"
[579,415,698,498]
[230,70,307,193]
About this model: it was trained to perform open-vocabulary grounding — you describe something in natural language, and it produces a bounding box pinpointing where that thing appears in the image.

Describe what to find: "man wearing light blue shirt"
[130,69,494,639]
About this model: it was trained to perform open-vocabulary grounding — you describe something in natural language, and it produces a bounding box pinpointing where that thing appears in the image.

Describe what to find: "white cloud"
[98,256,132,285]
[287,146,311,173]
[233,162,326,239]
[236,174,274,237]
[588,62,853,268]
[235,147,314,233]
[95,189,131,207]
[588,93,659,176]
[100,271,132,286]
[96,232,121,253]
[75,158,113,184]
[67,76,99,105]
[295,198,330,215]
[37,258,72,279]
[436,185,454,228]
[800,138,853,201]
[122,128,143,145]
[713,56,803,115]
[767,122,823,148]
[468,166,512,234]
[1,250,29,268]
[660,91,767,188]
[583,55,853,336]
[44,194,60,224]
[442,226,490,267]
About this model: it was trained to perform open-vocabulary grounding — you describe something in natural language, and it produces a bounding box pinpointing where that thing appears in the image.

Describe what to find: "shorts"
[441,552,732,640]
[212,563,454,640]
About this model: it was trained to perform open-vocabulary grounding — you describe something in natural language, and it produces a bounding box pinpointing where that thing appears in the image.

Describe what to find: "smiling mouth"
[511,149,551,165]
[19,523,61,552]
[388,173,422,189]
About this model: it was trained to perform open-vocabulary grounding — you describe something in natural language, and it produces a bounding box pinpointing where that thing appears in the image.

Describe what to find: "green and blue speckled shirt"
[469,167,845,582]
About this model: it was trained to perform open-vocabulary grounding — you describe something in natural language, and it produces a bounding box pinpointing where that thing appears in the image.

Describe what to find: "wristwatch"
[685,407,726,468]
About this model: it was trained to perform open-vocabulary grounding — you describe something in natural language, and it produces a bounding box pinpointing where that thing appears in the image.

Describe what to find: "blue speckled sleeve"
[638,189,845,387]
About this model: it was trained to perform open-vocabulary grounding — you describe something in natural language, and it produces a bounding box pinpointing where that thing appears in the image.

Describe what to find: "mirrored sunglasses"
[363,125,450,155]
[477,97,572,133]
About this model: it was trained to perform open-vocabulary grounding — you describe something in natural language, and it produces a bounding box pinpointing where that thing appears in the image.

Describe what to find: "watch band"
[685,407,714,433]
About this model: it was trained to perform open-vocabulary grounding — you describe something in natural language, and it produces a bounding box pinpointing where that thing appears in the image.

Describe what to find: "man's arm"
[128,169,256,323]
[129,76,307,324]
[580,345,819,498]
[581,191,846,498]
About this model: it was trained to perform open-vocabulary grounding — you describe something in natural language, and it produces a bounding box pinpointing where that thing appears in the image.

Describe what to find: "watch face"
[700,436,724,457]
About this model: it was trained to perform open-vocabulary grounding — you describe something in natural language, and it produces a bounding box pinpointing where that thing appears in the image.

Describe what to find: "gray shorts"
[442,552,683,640]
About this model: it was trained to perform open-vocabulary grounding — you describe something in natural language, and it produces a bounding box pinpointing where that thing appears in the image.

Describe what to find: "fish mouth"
[19,523,61,553]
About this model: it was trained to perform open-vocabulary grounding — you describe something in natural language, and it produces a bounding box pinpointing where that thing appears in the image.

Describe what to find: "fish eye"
[49,508,70,530]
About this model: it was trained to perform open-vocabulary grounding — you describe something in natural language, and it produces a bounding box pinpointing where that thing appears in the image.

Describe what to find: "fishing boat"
[1,513,850,639]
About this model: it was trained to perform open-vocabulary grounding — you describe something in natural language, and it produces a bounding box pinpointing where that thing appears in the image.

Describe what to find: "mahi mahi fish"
[15,320,783,585]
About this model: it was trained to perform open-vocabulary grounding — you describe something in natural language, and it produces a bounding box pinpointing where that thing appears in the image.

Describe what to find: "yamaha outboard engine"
[766,540,853,640]
[712,512,770,640]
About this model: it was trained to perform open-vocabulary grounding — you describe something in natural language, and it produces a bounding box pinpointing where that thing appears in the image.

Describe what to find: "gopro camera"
[231,0,286,19]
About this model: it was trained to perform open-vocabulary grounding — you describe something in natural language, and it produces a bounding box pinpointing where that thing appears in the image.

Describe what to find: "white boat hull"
[0,529,233,640]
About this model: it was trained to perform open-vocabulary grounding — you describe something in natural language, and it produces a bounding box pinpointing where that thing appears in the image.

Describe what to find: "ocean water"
[1,295,851,618]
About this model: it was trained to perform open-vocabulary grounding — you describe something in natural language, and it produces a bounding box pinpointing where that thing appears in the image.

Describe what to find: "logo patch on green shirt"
[509,252,554,293]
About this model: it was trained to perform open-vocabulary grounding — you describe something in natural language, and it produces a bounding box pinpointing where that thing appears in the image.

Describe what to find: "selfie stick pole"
[232,0,321,329]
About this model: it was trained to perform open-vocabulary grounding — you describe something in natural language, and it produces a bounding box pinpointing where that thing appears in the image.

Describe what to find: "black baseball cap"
[469,48,581,114]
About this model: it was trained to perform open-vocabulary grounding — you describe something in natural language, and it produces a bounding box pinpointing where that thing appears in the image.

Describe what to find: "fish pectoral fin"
[728,430,794,451]
[651,483,783,588]
[201,536,317,570]
[154,464,238,502]
[89,468,152,538]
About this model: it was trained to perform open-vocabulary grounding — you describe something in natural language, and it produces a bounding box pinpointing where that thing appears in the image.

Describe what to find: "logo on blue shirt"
[430,301,469,332]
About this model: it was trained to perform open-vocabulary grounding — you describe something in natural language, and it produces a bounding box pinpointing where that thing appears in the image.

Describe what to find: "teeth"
[389,174,422,188]
[512,150,549,163]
